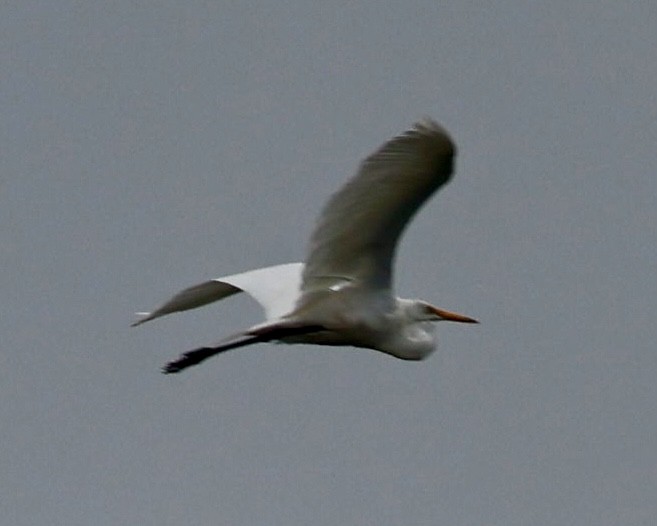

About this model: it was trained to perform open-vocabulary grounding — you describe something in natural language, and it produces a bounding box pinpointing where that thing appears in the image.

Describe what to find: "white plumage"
[133,118,477,373]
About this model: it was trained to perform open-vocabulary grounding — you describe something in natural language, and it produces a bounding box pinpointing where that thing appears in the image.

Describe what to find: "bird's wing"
[301,118,456,294]
[132,262,303,326]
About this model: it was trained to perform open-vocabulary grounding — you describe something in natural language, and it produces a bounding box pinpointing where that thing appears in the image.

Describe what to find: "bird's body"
[133,118,477,373]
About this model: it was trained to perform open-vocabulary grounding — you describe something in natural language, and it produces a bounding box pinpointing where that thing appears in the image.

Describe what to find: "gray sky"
[3,2,656,525]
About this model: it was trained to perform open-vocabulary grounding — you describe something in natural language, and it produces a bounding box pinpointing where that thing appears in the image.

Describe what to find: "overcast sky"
[2,2,656,525]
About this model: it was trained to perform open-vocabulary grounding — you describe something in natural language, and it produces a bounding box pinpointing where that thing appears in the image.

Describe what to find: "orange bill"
[430,306,479,323]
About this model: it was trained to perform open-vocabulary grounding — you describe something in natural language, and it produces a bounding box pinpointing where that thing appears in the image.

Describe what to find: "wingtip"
[414,116,450,135]
[415,116,438,128]
[130,312,152,327]
[412,116,456,155]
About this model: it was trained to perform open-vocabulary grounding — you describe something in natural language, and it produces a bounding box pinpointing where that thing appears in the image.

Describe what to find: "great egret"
[133,118,478,373]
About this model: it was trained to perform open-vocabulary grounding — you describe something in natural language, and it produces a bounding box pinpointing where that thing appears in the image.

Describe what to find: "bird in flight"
[133,118,478,373]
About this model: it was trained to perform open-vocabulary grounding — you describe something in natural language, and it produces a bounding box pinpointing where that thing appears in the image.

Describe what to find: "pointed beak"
[430,306,479,324]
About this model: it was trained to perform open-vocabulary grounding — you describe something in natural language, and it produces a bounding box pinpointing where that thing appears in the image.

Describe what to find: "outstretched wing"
[132,262,303,326]
[301,119,456,295]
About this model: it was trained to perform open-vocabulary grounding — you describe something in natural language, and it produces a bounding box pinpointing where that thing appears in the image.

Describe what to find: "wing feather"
[132,262,303,326]
[301,119,456,293]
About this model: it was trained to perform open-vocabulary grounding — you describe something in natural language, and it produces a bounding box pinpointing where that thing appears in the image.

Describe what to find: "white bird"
[133,118,478,373]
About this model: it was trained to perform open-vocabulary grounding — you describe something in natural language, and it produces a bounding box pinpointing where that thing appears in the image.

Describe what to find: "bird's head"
[379,299,478,361]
